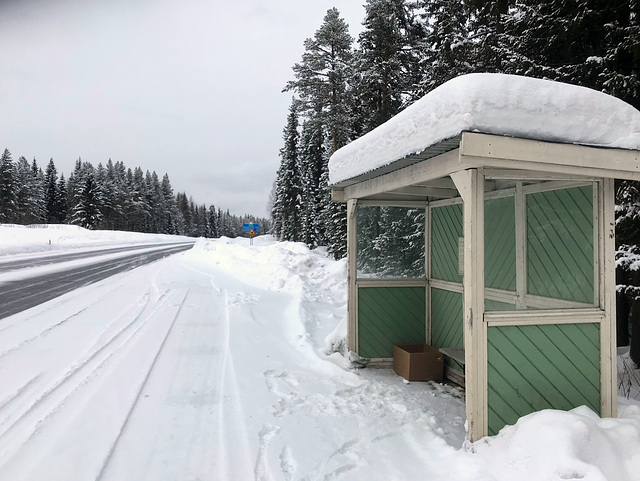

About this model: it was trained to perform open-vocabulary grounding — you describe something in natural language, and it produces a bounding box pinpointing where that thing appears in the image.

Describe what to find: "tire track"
[0,289,183,459]
[95,288,190,481]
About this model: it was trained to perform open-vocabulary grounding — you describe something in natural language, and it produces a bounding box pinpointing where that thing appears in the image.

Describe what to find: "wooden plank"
[482,168,600,182]
[451,168,486,442]
[342,148,465,200]
[461,132,640,181]
[601,178,617,417]
[357,200,428,208]
[485,308,604,327]
[357,278,427,288]
[515,182,527,309]
[440,347,465,365]
[347,199,358,352]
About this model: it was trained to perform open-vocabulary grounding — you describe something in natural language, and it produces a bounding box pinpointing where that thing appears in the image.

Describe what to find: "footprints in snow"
[226,292,260,306]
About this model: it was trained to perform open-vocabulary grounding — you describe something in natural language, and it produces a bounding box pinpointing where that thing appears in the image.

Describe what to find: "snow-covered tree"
[0,149,17,223]
[414,0,473,94]
[70,173,103,229]
[272,101,303,242]
[355,0,422,131]
[284,8,354,153]
[283,8,354,256]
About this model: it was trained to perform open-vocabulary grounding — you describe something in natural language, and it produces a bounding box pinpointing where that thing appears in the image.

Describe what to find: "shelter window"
[356,206,425,279]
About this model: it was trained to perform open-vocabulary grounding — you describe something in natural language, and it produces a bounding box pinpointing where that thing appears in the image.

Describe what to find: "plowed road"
[0,242,194,319]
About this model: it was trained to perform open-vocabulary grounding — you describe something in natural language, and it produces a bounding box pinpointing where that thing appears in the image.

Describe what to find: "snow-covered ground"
[1,225,640,480]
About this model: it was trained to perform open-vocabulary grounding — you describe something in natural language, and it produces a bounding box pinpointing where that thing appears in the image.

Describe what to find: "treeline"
[271,0,639,259]
[0,149,269,238]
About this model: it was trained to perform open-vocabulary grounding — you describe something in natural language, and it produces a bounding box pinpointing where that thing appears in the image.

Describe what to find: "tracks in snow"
[0,260,192,480]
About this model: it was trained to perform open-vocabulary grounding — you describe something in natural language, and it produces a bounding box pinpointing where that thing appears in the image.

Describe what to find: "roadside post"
[242,223,259,246]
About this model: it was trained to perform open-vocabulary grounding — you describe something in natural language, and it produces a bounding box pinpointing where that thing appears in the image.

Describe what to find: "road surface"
[0,242,194,319]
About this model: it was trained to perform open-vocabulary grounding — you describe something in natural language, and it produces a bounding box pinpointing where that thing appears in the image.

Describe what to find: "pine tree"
[0,149,17,223]
[284,8,354,152]
[283,8,354,256]
[272,101,303,242]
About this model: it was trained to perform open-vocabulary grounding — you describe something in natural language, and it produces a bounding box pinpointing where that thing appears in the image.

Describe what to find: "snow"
[2,228,640,480]
[328,73,640,184]
[0,223,192,259]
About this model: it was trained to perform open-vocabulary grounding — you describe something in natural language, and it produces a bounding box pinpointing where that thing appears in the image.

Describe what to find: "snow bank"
[329,73,640,184]
[0,224,191,258]
[469,404,640,481]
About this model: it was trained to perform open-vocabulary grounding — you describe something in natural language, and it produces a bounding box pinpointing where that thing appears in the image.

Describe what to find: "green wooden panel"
[430,288,463,350]
[527,185,594,304]
[358,286,426,358]
[431,204,463,283]
[485,299,516,311]
[485,196,516,291]
[487,322,600,435]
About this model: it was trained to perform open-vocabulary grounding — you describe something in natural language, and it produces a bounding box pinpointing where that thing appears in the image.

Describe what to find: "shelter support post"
[451,169,486,442]
[347,198,358,353]
[601,178,617,418]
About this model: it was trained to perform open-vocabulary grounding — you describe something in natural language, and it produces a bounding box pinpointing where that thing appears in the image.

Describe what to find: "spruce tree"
[70,173,103,229]
[355,0,422,131]
[272,101,303,242]
[0,149,17,223]
[414,0,473,93]
[44,159,61,223]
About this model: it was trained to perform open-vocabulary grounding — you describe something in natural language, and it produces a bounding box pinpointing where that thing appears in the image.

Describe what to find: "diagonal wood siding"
[485,196,516,291]
[431,204,463,283]
[430,288,463,350]
[487,322,600,435]
[358,286,426,358]
[527,185,594,304]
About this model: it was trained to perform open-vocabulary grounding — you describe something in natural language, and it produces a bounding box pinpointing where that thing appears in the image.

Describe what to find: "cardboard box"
[393,344,443,382]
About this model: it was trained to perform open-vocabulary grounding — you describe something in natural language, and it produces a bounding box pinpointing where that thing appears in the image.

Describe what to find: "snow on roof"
[329,73,640,185]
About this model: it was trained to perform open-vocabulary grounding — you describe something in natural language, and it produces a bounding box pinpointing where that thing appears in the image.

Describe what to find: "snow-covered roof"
[329,73,640,185]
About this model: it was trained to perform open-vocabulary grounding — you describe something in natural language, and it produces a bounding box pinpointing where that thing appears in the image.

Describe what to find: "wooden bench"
[439,348,465,387]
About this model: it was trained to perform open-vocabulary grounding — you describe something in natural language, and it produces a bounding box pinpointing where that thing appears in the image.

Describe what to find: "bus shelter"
[328,73,640,441]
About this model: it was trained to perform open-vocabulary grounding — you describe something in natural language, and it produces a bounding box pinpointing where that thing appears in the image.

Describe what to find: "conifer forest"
[271,0,639,260]
[0,151,268,238]
[270,0,640,359]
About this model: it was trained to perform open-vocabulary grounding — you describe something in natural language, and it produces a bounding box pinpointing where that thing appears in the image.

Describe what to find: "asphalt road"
[0,242,194,320]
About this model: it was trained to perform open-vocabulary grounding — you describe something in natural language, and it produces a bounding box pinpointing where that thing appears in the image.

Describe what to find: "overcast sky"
[0,0,365,218]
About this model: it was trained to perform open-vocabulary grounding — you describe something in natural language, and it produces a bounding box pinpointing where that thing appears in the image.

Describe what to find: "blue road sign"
[243,223,259,235]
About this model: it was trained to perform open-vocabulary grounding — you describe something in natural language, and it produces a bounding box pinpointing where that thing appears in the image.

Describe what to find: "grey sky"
[0,0,365,218]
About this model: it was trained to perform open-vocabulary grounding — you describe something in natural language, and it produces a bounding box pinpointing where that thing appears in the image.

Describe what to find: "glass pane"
[357,206,425,278]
